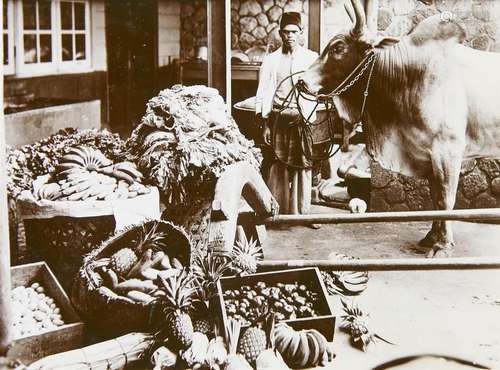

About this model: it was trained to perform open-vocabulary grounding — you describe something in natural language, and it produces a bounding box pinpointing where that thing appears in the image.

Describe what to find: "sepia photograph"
[1,0,500,369]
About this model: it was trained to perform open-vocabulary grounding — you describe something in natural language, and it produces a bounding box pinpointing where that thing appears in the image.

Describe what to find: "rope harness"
[268,51,377,169]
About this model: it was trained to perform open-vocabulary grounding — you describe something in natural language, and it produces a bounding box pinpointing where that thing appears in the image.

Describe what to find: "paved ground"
[263,208,500,369]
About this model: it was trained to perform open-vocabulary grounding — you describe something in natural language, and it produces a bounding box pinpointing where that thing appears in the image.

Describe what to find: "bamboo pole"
[258,257,500,271]
[0,2,13,353]
[263,208,500,226]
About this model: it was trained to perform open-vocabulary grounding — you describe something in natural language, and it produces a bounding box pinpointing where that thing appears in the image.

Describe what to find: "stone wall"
[371,160,500,212]
[180,1,207,60]
[180,0,309,60]
[377,0,500,51]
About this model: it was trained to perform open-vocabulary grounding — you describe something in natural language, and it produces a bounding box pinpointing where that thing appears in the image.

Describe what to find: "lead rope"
[267,51,377,169]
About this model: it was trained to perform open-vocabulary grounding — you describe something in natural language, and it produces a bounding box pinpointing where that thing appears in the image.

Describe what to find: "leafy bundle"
[126,85,262,208]
[6,128,126,198]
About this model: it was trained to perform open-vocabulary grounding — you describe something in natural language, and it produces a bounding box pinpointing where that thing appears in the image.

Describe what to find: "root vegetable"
[104,268,119,289]
[171,257,183,269]
[127,249,153,278]
[116,279,157,294]
[140,267,163,281]
[152,251,165,267]
[160,255,171,269]
[127,290,155,304]
[157,269,181,280]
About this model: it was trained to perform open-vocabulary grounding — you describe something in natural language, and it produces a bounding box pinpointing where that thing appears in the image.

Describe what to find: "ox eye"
[329,42,346,56]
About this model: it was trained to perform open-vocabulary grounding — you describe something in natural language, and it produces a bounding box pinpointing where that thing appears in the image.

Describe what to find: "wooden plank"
[207,0,231,111]
[308,0,321,53]
[258,257,500,271]
[264,208,500,225]
[8,262,84,364]
[0,0,13,351]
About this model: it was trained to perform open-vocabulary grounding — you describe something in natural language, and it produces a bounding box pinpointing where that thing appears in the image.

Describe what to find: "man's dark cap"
[280,12,302,30]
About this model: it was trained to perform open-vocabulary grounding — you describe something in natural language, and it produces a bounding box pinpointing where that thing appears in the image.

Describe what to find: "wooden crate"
[7,262,85,365]
[216,267,336,341]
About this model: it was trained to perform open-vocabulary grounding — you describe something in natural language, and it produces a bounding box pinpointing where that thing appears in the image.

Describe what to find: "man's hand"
[256,114,271,146]
[262,125,271,146]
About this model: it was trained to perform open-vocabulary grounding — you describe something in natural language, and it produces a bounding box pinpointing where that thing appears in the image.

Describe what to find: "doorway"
[105,0,158,137]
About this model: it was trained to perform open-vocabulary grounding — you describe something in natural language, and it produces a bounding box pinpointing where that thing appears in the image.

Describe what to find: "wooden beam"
[258,257,500,271]
[0,0,13,353]
[263,208,500,226]
[207,0,231,111]
[308,0,321,53]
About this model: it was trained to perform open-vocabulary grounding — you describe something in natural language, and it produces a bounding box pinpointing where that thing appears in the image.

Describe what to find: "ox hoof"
[426,245,454,258]
[418,232,438,248]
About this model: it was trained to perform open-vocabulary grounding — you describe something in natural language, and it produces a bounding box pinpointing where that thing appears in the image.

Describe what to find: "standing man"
[255,11,320,228]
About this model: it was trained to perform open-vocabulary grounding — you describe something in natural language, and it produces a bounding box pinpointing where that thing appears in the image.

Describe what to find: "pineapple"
[158,269,195,349]
[192,250,231,298]
[231,237,263,276]
[340,298,393,352]
[238,326,267,366]
[237,306,268,366]
[193,317,212,335]
[109,221,167,276]
[192,284,214,336]
[109,248,137,276]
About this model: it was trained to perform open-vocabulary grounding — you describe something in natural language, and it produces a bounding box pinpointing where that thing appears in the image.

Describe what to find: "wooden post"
[207,0,231,112]
[364,0,379,32]
[0,0,13,353]
[308,0,321,53]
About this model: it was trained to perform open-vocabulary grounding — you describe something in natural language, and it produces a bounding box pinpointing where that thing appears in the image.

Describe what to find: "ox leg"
[418,179,441,248]
[425,150,462,258]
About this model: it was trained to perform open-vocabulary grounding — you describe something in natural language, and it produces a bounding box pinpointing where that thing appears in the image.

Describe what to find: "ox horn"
[350,0,367,37]
[344,3,355,23]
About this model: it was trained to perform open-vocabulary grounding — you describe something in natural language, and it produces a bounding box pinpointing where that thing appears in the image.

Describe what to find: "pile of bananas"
[33,146,150,202]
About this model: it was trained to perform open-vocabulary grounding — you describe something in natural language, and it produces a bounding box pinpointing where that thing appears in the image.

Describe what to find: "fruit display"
[274,323,335,368]
[6,128,126,199]
[222,281,321,326]
[10,282,65,338]
[31,145,149,202]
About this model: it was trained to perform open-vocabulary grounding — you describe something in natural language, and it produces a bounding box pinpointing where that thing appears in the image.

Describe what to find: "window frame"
[13,0,92,77]
[3,0,15,75]
[57,0,91,73]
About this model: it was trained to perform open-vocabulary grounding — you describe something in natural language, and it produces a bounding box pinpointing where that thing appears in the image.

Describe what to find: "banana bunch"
[55,146,113,176]
[31,145,150,202]
[55,170,149,201]
[101,161,144,185]
[321,254,369,296]
[35,182,63,201]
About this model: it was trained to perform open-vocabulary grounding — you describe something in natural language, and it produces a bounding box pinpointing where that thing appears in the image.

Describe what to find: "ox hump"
[408,14,466,46]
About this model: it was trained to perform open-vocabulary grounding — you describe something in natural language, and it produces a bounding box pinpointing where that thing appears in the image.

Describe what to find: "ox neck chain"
[318,50,377,132]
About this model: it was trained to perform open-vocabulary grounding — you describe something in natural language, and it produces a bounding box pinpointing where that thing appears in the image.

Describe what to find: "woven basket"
[71,219,191,337]
[162,196,213,257]
[24,215,116,291]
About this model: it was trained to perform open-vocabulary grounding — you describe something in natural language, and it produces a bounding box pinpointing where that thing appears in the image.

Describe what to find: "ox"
[299,0,500,257]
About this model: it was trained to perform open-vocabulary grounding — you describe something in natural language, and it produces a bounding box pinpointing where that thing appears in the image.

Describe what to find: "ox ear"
[373,36,400,50]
